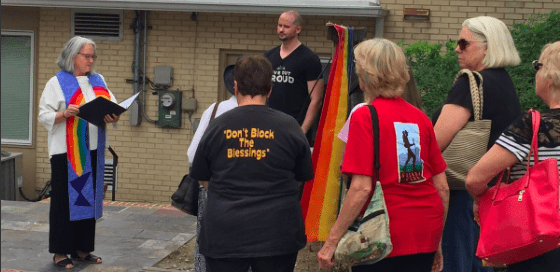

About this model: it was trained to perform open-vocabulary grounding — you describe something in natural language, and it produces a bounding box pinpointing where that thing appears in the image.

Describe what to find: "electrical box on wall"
[154,66,173,87]
[158,90,182,128]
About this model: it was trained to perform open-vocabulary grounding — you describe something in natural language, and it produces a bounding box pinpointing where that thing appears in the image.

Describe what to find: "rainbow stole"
[300,25,352,241]
[57,70,109,221]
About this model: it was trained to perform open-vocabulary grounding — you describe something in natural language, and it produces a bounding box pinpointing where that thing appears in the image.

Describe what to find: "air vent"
[72,10,123,41]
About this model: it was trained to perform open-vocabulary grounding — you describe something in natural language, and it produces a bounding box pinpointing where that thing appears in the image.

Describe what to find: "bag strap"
[528,109,541,163]
[337,105,381,216]
[493,109,541,200]
[210,101,221,121]
[453,69,484,120]
[367,105,381,181]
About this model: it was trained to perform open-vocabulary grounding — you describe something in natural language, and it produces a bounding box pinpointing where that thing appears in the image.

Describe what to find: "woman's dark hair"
[234,55,273,97]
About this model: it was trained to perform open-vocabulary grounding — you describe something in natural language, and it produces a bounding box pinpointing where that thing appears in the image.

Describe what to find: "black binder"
[77,92,139,127]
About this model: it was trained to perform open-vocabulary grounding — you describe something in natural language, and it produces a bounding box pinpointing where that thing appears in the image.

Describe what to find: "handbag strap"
[367,105,381,181]
[453,69,484,120]
[493,109,541,200]
[210,101,221,121]
[338,105,381,216]
[528,110,541,163]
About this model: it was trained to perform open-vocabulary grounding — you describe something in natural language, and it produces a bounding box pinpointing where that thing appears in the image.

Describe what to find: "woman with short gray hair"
[39,36,119,269]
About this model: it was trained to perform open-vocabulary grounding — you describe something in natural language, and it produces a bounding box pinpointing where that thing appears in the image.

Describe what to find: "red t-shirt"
[342,97,447,257]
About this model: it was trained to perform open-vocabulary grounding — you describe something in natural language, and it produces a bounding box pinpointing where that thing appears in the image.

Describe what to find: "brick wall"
[34,9,379,203]
[34,0,558,203]
[381,0,559,44]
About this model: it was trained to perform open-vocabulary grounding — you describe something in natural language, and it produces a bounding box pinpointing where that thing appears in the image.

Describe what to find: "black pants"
[205,253,298,272]
[352,252,436,272]
[49,152,97,254]
[507,248,560,272]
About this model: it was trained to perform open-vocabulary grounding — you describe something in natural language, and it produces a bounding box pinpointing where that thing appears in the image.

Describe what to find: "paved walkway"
[1,200,197,272]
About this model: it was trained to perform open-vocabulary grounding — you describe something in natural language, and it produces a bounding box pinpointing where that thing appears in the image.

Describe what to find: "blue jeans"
[441,190,493,272]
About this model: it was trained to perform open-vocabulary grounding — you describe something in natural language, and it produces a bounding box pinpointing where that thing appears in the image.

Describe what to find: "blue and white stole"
[57,70,110,221]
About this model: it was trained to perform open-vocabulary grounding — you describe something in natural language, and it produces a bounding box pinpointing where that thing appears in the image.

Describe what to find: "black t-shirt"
[432,68,522,149]
[190,105,314,258]
[265,44,323,125]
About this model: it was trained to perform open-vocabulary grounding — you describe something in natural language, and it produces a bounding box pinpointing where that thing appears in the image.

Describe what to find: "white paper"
[118,92,141,109]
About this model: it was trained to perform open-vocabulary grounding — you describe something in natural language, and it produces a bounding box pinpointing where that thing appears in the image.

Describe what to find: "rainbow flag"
[301,24,353,241]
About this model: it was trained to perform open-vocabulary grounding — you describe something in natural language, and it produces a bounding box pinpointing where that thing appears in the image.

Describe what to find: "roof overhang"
[1,0,390,17]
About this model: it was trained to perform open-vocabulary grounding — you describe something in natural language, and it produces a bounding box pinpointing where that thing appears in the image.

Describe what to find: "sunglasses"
[532,60,543,72]
[457,39,470,51]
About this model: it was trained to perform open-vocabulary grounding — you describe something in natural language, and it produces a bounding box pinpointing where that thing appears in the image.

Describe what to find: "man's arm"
[301,79,323,133]
[187,103,216,164]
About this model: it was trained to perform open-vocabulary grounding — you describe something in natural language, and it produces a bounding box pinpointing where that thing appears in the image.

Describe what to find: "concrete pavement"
[1,199,197,272]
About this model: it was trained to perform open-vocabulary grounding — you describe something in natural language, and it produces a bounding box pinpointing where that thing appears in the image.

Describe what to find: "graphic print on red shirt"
[394,122,426,183]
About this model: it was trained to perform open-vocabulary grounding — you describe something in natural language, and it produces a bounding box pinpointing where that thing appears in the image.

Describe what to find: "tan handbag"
[442,69,491,190]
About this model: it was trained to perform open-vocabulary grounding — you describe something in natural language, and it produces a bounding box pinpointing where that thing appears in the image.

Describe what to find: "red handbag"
[476,110,560,266]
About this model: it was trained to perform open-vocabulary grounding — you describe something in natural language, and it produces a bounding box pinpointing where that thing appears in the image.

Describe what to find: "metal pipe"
[140,10,156,123]
[129,10,143,126]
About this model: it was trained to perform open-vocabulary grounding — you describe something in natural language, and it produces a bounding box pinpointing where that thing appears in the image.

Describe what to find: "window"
[72,9,123,41]
[1,31,34,145]
[218,50,263,102]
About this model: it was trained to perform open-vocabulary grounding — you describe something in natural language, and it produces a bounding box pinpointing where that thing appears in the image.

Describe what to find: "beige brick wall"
[34,1,558,203]
[34,9,378,203]
[381,0,558,44]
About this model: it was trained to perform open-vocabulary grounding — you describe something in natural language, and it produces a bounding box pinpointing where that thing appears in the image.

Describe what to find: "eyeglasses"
[532,60,543,72]
[457,39,470,51]
[78,53,97,60]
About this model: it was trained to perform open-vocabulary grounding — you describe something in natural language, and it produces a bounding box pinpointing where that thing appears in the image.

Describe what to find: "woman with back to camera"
[39,36,119,269]
[432,16,522,272]
[317,38,449,272]
[465,41,560,272]
[190,55,313,272]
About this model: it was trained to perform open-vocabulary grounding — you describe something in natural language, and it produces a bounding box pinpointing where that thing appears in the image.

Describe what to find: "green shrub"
[507,9,560,111]
[401,40,460,117]
[400,9,559,116]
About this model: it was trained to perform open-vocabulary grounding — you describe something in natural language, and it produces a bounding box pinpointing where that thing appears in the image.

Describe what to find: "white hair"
[56,36,97,74]
[463,16,521,68]
[540,41,560,92]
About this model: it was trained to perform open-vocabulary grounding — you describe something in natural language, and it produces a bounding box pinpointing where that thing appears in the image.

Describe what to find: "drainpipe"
[129,10,143,126]
[130,10,155,124]
[140,11,156,123]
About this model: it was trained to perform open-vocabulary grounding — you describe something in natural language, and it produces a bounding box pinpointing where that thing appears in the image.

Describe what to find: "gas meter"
[158,90,182,128]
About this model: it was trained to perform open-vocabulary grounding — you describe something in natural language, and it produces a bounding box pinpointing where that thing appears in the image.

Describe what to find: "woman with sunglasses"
[432,16,522,272]
[465,41,560,272]
[39,36,119,269]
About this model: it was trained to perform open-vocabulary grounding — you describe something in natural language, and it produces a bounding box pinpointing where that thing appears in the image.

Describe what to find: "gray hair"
[462,16,520,68]
[56,36,97,74]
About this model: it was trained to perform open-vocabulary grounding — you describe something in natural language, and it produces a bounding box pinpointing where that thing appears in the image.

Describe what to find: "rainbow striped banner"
[301,24,353,241]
